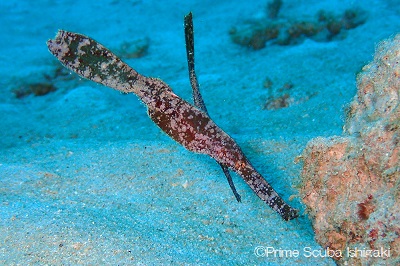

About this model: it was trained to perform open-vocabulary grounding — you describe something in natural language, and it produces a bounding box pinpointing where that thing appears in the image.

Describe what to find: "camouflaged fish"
[183,13,242,203]
[47,23,298,221]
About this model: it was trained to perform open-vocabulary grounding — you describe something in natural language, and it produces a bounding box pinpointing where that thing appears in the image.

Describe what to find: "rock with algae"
[230,2,367,49]
[300,34,400,265]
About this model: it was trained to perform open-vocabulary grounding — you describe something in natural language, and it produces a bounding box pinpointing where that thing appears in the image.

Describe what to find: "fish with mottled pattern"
[47,29,298,221]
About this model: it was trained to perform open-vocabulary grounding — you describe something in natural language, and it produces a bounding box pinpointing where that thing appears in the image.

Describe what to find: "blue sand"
[1,0,399,265]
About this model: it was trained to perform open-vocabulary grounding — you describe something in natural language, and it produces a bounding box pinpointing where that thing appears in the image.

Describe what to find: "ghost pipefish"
[46,21,298,222]
[184,12,241,203]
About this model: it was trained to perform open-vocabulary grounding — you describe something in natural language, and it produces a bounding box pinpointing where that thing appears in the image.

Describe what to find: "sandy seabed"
[1,0,399,265]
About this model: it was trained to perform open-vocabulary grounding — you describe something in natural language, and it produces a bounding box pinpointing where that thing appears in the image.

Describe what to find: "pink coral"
[301,34,400,265]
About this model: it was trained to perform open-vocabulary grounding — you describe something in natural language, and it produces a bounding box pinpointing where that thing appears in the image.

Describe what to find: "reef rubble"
[300,34,400,265]
[229,1,367,49]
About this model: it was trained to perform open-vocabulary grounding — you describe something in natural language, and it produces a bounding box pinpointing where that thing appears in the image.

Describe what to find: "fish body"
[47,30,298,221]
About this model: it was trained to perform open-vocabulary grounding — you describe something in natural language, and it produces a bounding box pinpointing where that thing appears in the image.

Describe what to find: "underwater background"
[1,0,399,265]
